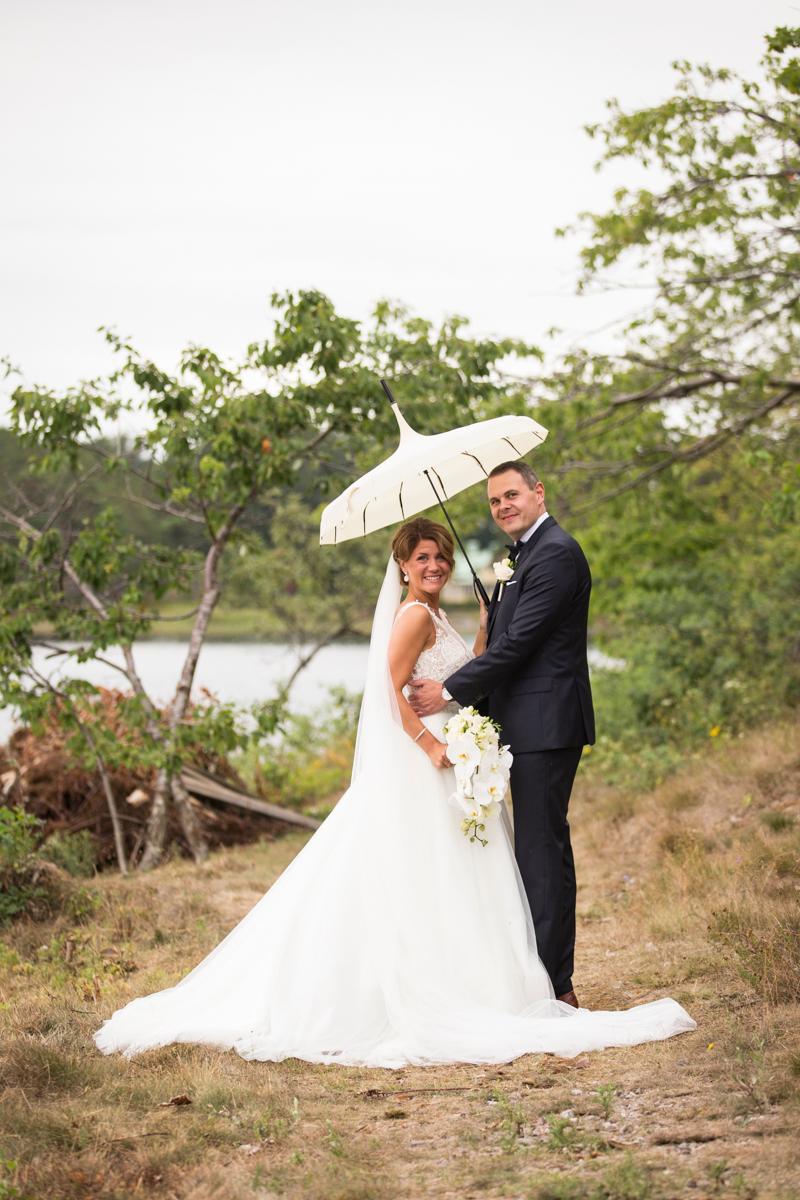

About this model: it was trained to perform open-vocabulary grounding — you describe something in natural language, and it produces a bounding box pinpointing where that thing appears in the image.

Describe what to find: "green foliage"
[39,831,96,878]
[238,688,360,815]
[324,1119,344,1157]
[0,807,98,928]
[0,1159,25,1200]
[530,28,800,784]
[529,1154,654,1200]
[0,806,39,872]
[595,1154,653,1200]
[252,1096,300,1142]
[579,440,800,785]
[487,1087,526,1153]
[221,494,386,640]
[0,808,43,925]
[546,1114,577,1151]
[595,1083,617,1120]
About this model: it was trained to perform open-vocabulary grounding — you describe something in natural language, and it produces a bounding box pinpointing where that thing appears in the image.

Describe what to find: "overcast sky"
[1,0,794,396]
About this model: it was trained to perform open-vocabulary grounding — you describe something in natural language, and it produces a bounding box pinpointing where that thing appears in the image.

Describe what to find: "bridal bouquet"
[442,706,512,846]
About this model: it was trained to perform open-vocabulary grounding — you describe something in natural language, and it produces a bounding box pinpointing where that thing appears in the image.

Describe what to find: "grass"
[0,722,798,1198]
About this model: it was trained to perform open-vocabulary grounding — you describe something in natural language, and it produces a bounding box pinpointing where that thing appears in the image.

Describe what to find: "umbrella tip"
[380,378,420,440]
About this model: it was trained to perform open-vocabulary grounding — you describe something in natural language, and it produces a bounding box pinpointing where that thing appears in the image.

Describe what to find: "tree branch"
[278,623,354,698]
[0,506,161,731]
[41,464,103,532]
[571,387,797,511]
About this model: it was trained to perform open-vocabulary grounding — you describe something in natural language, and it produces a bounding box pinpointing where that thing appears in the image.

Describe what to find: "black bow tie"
[506,541,523,561]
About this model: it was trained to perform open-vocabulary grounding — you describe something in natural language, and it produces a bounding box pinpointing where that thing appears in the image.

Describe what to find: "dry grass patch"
[0,727,798,1198]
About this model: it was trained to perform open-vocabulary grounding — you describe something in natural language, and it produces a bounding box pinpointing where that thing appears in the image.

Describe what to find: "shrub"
[39,830,96,878]
[0,806,93,927]
[0,806,40,871]
[0,807,43,925]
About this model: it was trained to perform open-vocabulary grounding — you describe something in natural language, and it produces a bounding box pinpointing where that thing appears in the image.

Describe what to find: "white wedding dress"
[94,557,695,1066]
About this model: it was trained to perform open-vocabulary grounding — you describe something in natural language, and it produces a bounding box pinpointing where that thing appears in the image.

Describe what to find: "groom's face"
[488,469,546,539]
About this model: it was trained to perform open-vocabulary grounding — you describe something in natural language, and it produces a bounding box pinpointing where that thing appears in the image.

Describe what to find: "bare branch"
[571,387,797,511]
[278,623,354,697]
[302,423,334,456]
[0,505,160,728]
[33,639,139,689]
[41,464,103,532]
[122,476,206,524]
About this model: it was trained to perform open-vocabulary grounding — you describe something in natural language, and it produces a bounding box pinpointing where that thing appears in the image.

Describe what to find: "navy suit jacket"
[445,516,596,753]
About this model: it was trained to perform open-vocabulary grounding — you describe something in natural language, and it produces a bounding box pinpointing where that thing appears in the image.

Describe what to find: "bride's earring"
[403,573,409,583]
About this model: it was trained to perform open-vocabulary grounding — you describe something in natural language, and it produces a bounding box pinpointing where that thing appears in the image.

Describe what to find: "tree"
[539,26,799,504]
[521,27,800,779]
[0,292,539,869]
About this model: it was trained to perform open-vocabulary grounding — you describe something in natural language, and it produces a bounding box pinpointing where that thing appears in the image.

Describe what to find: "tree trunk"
[171,774,209,863]
[140,502,247,868]
[169,502,247,729]
[139,768,171,871]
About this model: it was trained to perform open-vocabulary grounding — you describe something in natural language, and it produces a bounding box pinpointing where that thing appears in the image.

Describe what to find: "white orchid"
[472,768,506,808]
[449,735,481,781]
[442,707,512,847]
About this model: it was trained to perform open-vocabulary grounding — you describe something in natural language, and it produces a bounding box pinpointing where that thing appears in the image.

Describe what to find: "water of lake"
[0,639,622,743]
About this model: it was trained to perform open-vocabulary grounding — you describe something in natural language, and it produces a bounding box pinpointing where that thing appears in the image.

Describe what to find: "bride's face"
[401,539,451,599]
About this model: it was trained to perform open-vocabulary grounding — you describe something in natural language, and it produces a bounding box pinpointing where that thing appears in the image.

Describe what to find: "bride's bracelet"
[413,728,427,743]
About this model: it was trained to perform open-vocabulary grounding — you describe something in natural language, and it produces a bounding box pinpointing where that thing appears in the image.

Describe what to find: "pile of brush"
[0,689,289,870]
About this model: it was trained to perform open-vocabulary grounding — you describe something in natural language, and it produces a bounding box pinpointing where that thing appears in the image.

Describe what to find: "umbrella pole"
[423,470,491,608]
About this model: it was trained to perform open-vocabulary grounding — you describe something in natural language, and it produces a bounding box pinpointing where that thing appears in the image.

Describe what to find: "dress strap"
[393,600,439,626]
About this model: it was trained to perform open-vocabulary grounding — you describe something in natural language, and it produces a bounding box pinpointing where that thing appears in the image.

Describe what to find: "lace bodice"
[394,601,472,713]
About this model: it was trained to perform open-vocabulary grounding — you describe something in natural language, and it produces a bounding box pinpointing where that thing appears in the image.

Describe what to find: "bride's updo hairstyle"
[391,518,455,585]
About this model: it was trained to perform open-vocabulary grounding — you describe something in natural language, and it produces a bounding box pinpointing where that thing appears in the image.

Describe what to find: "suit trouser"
[509,746,583,997]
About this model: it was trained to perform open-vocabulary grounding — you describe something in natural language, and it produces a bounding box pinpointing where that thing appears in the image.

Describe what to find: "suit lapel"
[487,517,557,637]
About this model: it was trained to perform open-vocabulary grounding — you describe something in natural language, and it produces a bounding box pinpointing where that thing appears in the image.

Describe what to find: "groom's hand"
[408,678,446,716]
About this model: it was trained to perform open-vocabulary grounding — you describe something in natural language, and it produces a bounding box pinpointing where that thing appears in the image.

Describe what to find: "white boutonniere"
[492,556,515,601]
[493,557,515,582]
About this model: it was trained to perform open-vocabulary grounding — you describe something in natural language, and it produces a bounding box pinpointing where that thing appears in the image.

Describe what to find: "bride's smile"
[400,539,452,606]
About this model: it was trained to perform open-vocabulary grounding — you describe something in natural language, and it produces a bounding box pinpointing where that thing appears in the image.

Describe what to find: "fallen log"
[180,765,320,831]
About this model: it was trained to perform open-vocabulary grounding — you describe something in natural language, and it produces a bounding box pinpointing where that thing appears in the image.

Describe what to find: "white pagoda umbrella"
[319,381,548,605]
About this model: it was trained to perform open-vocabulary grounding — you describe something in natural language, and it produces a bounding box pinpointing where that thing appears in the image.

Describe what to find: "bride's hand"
[427,740,452,770]
[478,598,488,631]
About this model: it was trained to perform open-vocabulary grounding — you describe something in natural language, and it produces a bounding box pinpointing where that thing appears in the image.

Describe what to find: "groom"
[409,461,595,1007]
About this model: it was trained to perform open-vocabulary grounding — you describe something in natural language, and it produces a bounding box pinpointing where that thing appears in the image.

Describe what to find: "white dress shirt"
[518,510,550,544]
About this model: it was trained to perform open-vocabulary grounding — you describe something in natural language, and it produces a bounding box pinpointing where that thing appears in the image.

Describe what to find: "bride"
[94,518,695,1066]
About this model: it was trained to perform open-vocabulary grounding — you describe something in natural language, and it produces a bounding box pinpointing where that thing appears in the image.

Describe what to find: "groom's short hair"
[488,461,540,489]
